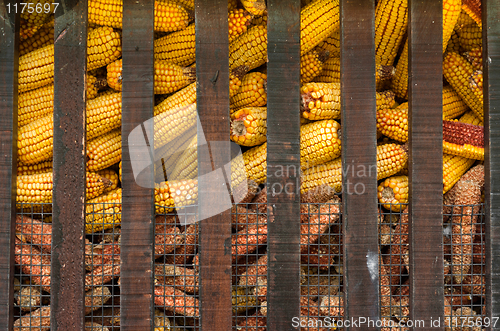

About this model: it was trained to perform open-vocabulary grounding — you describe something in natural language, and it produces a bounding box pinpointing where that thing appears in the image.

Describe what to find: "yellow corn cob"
[457,23,482,52]
[446,30,461,54]
[106,59,195,94]
[443,85,469,120]
[241,0,266,16]
[86,74,100,100]
[171,0,194,11]
[391,0,461,100]
[377,90,396,110]
[464,46,482,71]
[154,24,196,66]
[443,52,483,120]
[462,0,482,28]
[19,20,54,56]
[251,14,267,27]
[89,0,192,32]
[169,136,197,180]
[374,0,408,66]
[300,50,330,84]
[228,9,253,43]
[378,175,408,212]
[469,70,483,102]
[300,82,341,120]
[18,27,121,93]
[300,0,340,56]
[230,107,267,147]
[242,143,267,185]
[459,110,483,126]
[229,24,268,71]
[377,102,409,143]
[300,120,342,169]
[16,171,112,209]
[228,0,239,11]
[155,179,198,214]
[17,85,54,127]
[443,154,475,193]
[457,8,476,28]
[316,29,340,58]
[87,129,122,172]
[230,71,267,112]
[443,120,484,160]
[96,169,120,193]
[154,82,196,117]
[86,91,122,140]
[17,160,53,176]
[153,309,173,331]
[229,66,249,98]
[19,0,53,40]
[87,26,122,71]
[154,103,197,150]
[17,114,53,165]
[86,188,122,233]
[232,286,258,313]
[301,143,408,195]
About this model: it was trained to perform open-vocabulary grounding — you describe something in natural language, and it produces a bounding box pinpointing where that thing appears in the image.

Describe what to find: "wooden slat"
[266,1,301,330]
[340,0,380,326]
[0,3,18,330]
[51,1,87,329]
[120,0,155,329]
[407,0,444,327]
[483,0,500,325]
[195,1,232,330]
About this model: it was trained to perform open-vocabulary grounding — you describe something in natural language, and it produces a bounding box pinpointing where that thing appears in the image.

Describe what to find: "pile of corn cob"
[13,0,486,328]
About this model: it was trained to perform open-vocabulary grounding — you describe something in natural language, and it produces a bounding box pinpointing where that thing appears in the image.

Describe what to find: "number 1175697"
[6,2,59,14]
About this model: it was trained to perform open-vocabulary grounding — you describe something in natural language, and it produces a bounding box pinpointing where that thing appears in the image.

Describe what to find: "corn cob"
[462,0,482,27]
[300,120,342,169]
[155,128,196,183]
[155,179,198,213]
[446,29,461,54]
[87,129,122,172]
[86,91,122,140]
[17,114,53,165]
[154,24,196,66]
[19,20,54,57]
[300,0,340,55]
[459,110,483,126]
[19,0,53,40]
[242,143,268,185]
[153,286,200,317]
[443,85,469,120]
[374,0,408,66]
[87,26,122,71]
[241,0,266,16]
[17,85,53,127]
[316,29,340,58]
[229,66,249,98]
[391,0,461,100]
[301,143,408,195]
[89,0,192,32]
[13,305,51,331]
[230,71,267,111]
[377,102,408,142]
[228,9,253,43]
[443,52,483,120]
[86,188,122,233]
[443,154,475,193]
[154,264,198,294]
[107,59,195,94]
[457,22,482,52]
[17,160,53,177]
[469,70,483,103]
[228,0,239,11]
[300,50,330,84]
[169,136,197,180]
[154,103,197,151]
[171,0,194,11]
[250,13,267,26]
[443,120,484,160]
[230,107,267,147]
[378,176,408,211]
[18,27,121,93]
[229,24,268,71]
[97,169,120,193]
[465,46,482,71]
[153,310,174,331]
[300,82,341,120]
[154,83,196,116]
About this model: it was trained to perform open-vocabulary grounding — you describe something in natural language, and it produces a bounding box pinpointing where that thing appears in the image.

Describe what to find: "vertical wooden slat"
[120,0,155,329]
[195,1,232,330]
[0,3,18,330]
[51,1,87,329]
[407,0,444,327]
[266,1,301,330]
[483,0,500,326]
[340,0,380,326]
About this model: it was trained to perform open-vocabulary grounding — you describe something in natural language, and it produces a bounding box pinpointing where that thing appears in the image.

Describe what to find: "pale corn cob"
[96,169,120,193]
[443,154,475,193]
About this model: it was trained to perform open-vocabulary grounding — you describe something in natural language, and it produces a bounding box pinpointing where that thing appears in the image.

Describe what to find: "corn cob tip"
[378,64,396,80]
[93,77,108,90]
[232,65,250,80]
[231,120,247,137]
[469,70,483,90]
[317,49,330,63]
